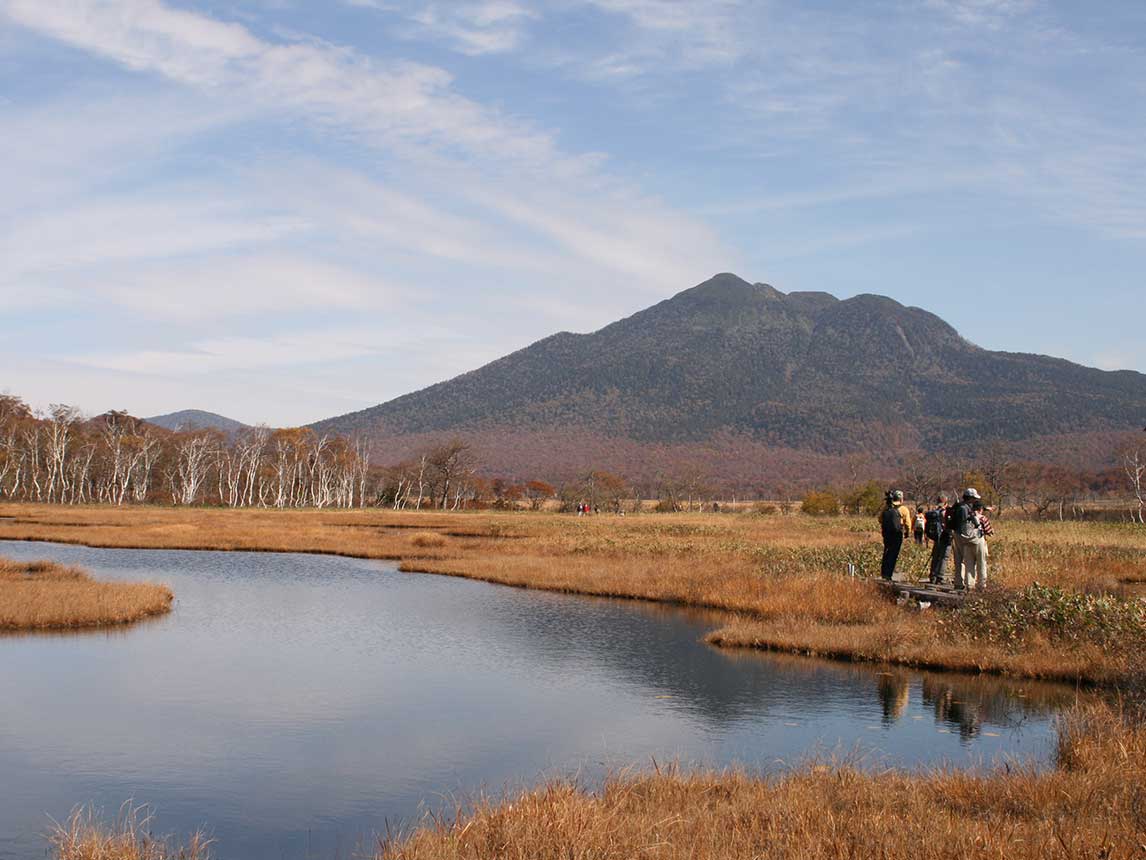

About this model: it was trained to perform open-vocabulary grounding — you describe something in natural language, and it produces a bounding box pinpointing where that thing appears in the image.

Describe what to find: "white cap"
[963,487,981,500]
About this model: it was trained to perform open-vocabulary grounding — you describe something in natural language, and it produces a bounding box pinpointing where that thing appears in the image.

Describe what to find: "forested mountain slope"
[314,273,1145,476]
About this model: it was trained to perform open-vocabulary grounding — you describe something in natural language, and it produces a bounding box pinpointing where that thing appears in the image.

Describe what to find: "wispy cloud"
[364,0,537,55]
[73,326,392,375]
[925,0,1036,29]
[2,0,558,163]
[100,256,403,322]
[1,193,306,279]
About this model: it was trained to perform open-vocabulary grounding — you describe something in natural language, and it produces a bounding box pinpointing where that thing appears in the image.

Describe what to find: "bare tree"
[427,440,474,510]
[1124,443,1145,525]
[173,432,218,506]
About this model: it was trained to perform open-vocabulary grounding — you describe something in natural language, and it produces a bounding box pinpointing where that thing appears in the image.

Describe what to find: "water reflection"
[878,672,910,723]
[0,540,1088,860]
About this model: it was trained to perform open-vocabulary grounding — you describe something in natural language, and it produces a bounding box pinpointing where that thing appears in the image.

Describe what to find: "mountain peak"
[312,273,1146,479]
[145,409,249,433]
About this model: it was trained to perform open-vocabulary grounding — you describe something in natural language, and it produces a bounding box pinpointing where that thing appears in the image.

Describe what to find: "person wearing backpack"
[950,488,987,590]
[879,490,910,581]
[925,494,953,585]
[913,507,926,544]
[969,498,994,589]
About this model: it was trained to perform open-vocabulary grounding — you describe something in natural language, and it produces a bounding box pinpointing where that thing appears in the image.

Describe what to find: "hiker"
[913,507,926,544]
[895,491,912,539]
[970,498,994,588]
[879,490,910,581]
[950,488,987,590]
[925,494,953,585]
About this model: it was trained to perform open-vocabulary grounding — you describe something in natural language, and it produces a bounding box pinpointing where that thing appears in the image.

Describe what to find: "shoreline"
[47,702,1146,860]
[2,504,1143,687]
[0,554,173,632]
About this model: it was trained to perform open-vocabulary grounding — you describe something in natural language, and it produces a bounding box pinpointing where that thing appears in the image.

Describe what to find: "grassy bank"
[0,556,172,632]
[2,505,1144,683]
[49,702,1146,860]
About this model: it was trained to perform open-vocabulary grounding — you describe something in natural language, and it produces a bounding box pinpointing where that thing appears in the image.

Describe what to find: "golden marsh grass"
[2,504,1144,682]
[0,555,173,631]
[51,702,1146,860]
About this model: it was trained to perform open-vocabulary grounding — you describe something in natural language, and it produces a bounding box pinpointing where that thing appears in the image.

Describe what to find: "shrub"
[954,582,1146,651]
[841,480,886,516]
[800,491,840,516]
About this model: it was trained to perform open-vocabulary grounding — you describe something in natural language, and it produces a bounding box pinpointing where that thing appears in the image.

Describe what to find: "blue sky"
[2,0,1143,426]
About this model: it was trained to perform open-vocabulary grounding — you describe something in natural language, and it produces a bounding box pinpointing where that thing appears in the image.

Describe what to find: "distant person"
[950,488,987,590]
[913,507,926,544]
[879,490,909,581]
[925,494,953,585]
[970,498,994,589]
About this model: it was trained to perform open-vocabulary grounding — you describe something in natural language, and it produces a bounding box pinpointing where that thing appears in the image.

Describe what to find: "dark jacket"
[948,502,981,540]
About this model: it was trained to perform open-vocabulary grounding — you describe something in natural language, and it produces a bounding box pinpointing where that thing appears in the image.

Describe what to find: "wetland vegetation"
[4,503,1143,684]
[4,503,1144,858]
[0,555,171,632]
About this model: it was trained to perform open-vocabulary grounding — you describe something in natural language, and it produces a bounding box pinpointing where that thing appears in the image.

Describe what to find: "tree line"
[0,394,523,511]
[799,443,1146,523]
[2,392,1141,519]
[0,396,374,508]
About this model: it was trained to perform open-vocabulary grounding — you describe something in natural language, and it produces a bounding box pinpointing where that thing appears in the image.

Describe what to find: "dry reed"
[51,702,1146,860]
[377,701,1146,860]
[0,556,173,631]
[52,803,211,860]
[2,504,1144,682]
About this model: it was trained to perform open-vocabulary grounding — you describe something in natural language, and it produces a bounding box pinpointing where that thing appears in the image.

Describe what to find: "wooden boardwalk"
[880,579,967,607]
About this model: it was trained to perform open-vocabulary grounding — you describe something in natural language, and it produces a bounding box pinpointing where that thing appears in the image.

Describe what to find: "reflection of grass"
[0,557,172,631]
[54,703,1146,860]
[2,504,1145,683]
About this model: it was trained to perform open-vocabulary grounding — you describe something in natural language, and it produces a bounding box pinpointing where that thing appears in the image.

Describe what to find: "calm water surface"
[0,540,1081,859]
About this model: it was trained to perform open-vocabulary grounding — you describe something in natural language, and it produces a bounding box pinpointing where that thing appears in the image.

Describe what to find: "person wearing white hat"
[949,488,987,590]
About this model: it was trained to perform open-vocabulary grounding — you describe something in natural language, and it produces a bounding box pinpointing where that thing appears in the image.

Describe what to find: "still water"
[0,540,1080,859]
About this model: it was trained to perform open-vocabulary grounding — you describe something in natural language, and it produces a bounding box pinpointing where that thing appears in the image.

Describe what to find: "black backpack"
[924,508,944,542]
[880,505,903,540]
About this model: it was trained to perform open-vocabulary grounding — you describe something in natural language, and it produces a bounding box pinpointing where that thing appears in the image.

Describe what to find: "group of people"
[880,488,994,589]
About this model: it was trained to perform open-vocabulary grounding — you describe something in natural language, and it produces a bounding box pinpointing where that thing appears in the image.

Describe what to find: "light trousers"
[953,535,987,590]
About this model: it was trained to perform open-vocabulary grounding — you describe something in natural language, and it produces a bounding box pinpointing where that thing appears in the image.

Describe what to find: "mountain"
[145,409,249,434]
[313,273,1146,483]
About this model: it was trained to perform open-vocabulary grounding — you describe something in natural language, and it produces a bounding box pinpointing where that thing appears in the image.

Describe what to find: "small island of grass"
[0,556,173,632]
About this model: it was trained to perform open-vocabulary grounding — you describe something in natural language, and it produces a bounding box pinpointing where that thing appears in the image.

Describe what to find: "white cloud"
[1,0,558,164]
[73,326,391,375]
[463,178,729,290]
[399,1,537,55]
[580,0,747,66]
[100,255,403,321]
[0,193,306,280]
[246,160,557,271]
[0,88,242,210]
[925,0,1036,29]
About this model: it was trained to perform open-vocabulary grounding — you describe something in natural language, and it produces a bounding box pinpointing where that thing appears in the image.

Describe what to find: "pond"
[0,540,1081,859]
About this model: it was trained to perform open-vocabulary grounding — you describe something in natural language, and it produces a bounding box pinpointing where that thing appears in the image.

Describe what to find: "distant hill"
[145,409,249,434]
[313,273,1146,484]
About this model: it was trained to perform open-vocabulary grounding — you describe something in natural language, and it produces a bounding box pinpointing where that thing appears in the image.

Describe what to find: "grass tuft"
[0,556,173,632]
[52,803,211,860]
